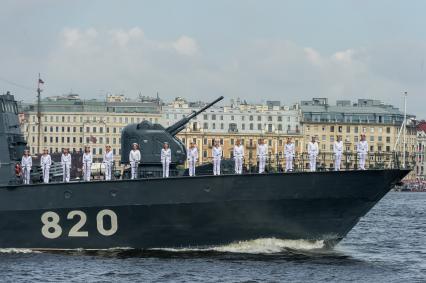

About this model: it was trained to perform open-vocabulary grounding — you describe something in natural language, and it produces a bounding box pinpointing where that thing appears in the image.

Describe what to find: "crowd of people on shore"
[19,134,370,184]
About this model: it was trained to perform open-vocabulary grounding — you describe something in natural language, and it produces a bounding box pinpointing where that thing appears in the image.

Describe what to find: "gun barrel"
[166,96,224,136]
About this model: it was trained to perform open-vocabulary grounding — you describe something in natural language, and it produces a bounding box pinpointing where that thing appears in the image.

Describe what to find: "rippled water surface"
[1,192,425,282]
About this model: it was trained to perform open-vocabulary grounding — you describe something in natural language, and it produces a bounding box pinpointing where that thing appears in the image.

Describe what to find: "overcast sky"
[0,0,425,117]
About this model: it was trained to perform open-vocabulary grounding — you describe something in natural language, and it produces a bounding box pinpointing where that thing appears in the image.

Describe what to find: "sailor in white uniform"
[129,143,141,179]
[357,134,369,170]
[82,146,93,182]
[187,142,198,177]
[61,148,72,182]
[103,145,114,181]
[284,138,295,172]
[233,139,244,174]
[21,149,32,185]
[212,140,222,176]
[308,137,319,172]
[257,138,268,173]
[40,148,52,183]
[333,136,344,171]
[161,142,171,178]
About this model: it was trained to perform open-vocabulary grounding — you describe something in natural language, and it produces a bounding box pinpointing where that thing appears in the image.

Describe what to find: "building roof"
[417,121,426,132]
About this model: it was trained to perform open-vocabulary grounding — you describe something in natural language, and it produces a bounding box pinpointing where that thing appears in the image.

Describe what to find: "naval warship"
[0,92,409,250]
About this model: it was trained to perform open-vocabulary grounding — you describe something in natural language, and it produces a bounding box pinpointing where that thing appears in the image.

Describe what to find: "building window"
[249,115,254,121]
[231,139,234,145]
[386,137,391,143]
[257,116,261,121]
[258,124,262,130]
[242,124,245,130]
[203,114,208,120]
[212,123,216,129]
[231,116,234,121]
[250,123,254,130]
[203,150,207,158]
[268,116,272,121]
[386,127,391,134]
[278,116,282,122]
[338,126,342,133]
[221,123,224,130]
[330,126,335,132]
[203,138,207,145]
[212,114,216,120]
[203,122,208,129]
[93,127,97,133]
[354,127,359,133]
[346,126,350,133]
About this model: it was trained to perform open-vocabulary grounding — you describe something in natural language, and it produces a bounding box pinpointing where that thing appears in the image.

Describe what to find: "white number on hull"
[40,210,118,239]
[96,209,118,236]
[41,211,62,239]
[67,210,88,237]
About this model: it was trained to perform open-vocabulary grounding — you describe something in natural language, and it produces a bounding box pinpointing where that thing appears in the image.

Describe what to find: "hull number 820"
[41,209,118,239]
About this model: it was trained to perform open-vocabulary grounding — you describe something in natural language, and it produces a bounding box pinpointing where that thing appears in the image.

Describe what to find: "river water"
[0,192,425,282]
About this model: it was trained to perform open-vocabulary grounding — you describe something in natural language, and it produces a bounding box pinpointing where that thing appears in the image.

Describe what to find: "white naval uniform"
[129,149,141,179]
[161,148,171,178]
[103,151,114,181]
[284,143,295,172]
[308,141,319,172]
[21,155,32,184]
[212,146,222,176]
[257,144,268,173]
[40,154,52,183]
[61,153,72,182]
[333,141,344,171]
[357,140,369,170]
[187,147,198,177]
[82,153,93,182]
[233,145,244,174]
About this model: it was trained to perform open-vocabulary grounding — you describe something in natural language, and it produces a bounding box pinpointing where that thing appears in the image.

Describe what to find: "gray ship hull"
[0,169,409,250]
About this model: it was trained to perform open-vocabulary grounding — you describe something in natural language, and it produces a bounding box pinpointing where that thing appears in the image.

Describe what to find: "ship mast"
[402,91,407,168]
[37,73,42,154]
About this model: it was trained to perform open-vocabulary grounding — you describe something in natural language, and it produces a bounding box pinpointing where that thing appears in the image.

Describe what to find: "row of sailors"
[20,135,369,184]
[20,145,114,184]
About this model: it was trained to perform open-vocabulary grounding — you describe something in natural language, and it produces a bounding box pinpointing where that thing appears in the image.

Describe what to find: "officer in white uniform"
[40,148,52,183]
[233,139,244,174]
[257,138,268,173]
[161,142,171,178]
[187,142,198,177]
[21,149,32,185]
[308,137,319,172]
[61,148,72,182]
[333,136,344,171]
[82,146,93,182]
[357,134,369,170]
[103,145,114,181]
[284,138,295,172]
[212,140,222,176]
[129,143,141,179]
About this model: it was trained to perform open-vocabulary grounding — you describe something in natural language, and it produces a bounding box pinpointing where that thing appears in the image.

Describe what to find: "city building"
[300,98,417,171]
[416,121,426,179]
[21,94,162,162]
[163,97,304,165]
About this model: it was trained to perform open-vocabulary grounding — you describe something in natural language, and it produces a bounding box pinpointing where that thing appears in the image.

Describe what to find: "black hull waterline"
[0,169,409,250]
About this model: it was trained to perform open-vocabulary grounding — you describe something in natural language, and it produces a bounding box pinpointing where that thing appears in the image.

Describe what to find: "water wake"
[154,238,325,254]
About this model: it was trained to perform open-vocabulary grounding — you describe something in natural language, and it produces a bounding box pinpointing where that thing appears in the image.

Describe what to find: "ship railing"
[199,150,414,173]
[17,150,414,185]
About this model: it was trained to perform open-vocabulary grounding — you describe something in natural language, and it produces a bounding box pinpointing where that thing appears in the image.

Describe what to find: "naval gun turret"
[120,96,224,175]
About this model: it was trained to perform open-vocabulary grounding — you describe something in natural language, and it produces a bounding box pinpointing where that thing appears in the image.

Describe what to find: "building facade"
[416,121,426,179]
[300,98,417,171]
[163,97,304,166]
[21,94,162,162]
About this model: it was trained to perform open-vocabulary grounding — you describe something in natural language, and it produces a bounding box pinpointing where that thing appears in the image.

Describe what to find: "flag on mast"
[38,78,44,84]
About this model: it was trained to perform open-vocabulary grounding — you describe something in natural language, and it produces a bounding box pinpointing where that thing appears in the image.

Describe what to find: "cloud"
[172,36,199,56]
[26,27,425,117]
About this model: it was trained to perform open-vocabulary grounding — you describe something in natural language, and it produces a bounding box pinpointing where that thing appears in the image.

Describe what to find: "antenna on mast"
[37,74,44,154]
